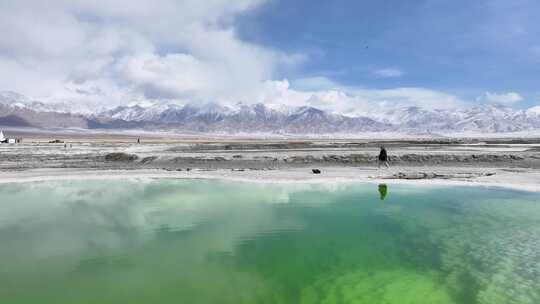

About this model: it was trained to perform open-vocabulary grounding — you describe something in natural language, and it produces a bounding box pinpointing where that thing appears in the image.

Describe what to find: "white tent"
[0,130,5,142]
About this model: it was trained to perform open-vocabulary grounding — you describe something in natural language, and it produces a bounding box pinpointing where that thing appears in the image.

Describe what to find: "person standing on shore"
[378,146,389,169]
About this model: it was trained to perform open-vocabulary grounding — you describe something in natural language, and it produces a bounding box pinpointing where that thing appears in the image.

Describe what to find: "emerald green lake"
[0,179,539,303]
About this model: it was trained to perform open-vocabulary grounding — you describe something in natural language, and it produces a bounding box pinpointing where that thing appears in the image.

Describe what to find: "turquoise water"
[0,179,539,303]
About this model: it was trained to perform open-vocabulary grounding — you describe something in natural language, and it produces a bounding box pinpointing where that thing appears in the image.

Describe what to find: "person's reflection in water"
[378,184,388,201]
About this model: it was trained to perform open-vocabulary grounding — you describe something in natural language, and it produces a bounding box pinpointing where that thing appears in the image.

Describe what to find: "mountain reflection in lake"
[0,179,539,304]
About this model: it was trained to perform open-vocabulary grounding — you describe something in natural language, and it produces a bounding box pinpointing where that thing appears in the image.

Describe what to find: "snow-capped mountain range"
[2,91,540,135]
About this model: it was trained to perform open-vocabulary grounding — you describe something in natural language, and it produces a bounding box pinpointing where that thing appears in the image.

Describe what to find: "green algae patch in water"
[0,179,539,303]
[301,270,454,304]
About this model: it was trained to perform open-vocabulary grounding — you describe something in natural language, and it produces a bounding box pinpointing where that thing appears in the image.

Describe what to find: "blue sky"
[237,0,540,107]
[0,0,538,112]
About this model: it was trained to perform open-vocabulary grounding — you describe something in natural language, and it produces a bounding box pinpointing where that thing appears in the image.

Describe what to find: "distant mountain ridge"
[2,91,540,134]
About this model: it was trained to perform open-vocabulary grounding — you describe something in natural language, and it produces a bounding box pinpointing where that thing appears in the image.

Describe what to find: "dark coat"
[378,148,388,161]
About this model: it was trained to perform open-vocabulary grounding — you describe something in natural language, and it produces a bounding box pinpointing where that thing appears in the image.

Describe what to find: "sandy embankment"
[1,137,539,192]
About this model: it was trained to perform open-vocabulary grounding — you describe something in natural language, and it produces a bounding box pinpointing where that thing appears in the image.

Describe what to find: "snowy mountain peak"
[1,92,540,134]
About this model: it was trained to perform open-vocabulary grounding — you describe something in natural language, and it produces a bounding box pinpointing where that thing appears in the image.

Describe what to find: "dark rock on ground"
[104,152,138,162]
[140,156,158,164]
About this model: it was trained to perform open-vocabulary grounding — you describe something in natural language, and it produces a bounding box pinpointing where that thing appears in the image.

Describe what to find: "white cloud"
[478,92,523,104]
[373,68,403,78]
[0,0,295,107]
[0,1,470,114]
[291,77,340,91]
[256,78,464,115]
[348,87,463,111]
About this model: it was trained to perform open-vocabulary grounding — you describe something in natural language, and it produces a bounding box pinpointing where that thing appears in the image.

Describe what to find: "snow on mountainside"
[0,91,96,114]
[1,91,540,134]
[0,94,89,128]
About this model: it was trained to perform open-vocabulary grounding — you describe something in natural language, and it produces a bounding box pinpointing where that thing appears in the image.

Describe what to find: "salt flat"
[0,132,539,191]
